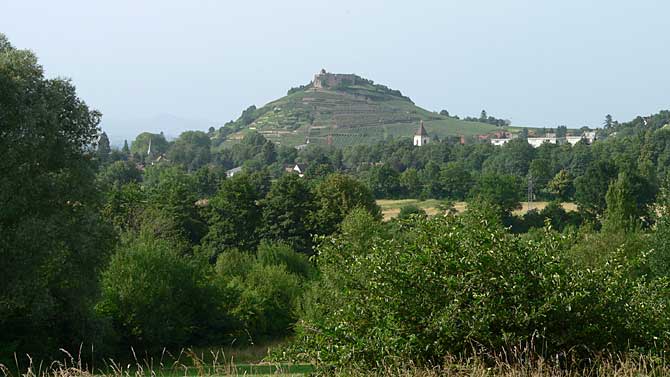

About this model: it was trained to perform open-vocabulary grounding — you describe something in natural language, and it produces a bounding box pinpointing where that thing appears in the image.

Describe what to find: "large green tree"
[97,131,112,161]
[419,161,444,199]
[528,158,554,194]
[97,160,142,189]
[201,174,262,258]
[143,165,207,244]
[574,160,618,218]
[130,132,168,159]
[367,164,401,198]
[469,173,523,217]
[441,162,473,200]
[602,172,639,232]
[483,138,535,177]
[312,173,381,235]
[547,169,574,201]
[0,34,114,357]
[167,130,211,171]
[260,174,317,254]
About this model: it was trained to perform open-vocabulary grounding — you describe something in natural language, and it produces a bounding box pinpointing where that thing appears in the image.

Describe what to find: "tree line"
[108,108,668,234]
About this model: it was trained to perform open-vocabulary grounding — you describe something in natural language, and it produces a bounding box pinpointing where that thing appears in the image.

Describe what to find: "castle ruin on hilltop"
[312,69,359,89]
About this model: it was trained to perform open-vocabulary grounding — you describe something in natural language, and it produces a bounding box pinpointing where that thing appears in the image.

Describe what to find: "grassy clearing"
[378,199,577,220]
[515,201,578,215]
[377,199,463,220]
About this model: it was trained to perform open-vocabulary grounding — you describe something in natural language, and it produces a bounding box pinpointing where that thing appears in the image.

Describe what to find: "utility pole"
[527,175,534,212]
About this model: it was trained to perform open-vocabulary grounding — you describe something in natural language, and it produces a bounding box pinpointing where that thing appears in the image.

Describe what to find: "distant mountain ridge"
[102,113,213,146]
[218,70,500,147]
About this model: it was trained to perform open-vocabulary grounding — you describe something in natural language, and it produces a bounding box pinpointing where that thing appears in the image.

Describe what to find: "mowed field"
[378,199,578,221]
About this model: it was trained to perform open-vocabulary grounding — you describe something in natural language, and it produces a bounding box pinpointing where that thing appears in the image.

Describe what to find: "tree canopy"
[0,34,114,357]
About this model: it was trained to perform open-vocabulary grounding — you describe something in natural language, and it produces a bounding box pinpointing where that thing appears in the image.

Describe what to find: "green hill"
[220,71,500,147]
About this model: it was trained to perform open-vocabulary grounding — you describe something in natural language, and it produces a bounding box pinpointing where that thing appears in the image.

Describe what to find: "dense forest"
[113,105,668,233]
[4,32,670,374]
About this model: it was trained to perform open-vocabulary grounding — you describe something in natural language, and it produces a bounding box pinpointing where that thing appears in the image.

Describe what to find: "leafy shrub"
[232,264,302,338]
[257,240,313,279]
[97,160,142,189]
[567,228,652,279]
[469,173,523,216]
[397,204,427,220]
[293,206,670,367]
[313,173,382,235]
[214,248,256,279]
[516,201,582,233]
[650,184,670,277]
[212,247,305,339]
[96,234,211,351]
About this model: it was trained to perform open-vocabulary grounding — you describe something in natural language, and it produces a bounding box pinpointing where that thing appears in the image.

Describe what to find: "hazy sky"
[2,0,669,140]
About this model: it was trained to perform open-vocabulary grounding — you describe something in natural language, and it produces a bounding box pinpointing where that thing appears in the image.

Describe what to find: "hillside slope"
[221,71,499,147]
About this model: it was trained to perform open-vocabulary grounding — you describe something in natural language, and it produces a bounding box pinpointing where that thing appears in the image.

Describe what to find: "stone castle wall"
[312,71,359,89]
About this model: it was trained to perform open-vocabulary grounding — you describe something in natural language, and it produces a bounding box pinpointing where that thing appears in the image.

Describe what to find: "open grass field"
[378,199,578,220]
[377,199,464,220]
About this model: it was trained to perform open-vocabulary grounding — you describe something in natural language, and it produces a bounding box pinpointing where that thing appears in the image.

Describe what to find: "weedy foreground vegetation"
[4,350,670,377]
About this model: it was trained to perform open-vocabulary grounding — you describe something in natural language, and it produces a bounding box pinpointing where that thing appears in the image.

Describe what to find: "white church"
[413,121,430,146]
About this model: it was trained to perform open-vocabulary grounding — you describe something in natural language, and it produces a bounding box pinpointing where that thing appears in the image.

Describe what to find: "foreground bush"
[293,206,670,367]
[213,244,307,339]
[96,234,215,351]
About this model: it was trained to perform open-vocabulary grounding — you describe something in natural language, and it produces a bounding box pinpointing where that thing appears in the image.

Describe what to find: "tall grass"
[0,345,311,377]
[2,349,669,377]
[325,353,670,376]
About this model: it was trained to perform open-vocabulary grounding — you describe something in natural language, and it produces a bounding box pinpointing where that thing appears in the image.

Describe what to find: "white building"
[413,121,430,146]
[527,137,563,148]
[226,166,242,178]
[284,163,307,177]
[491,131,596,148]
[491,138,512,146]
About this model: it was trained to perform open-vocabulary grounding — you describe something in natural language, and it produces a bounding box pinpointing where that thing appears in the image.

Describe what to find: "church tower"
[413,121,430,146]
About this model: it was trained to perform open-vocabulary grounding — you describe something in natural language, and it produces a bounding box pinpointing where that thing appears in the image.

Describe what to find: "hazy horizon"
[3,0,669,143]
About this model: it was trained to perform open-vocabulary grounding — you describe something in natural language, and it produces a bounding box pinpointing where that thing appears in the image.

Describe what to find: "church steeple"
[415,120,428,137]
[413,121,430,146]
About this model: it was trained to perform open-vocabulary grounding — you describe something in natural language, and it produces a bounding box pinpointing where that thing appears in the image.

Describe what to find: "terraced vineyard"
[223,73,501,147]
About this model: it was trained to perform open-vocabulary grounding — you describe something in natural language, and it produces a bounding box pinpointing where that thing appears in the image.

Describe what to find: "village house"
[226,166,242,178]
[285,163,307,177]
[490,131,597,148]
[478,130,513,141]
